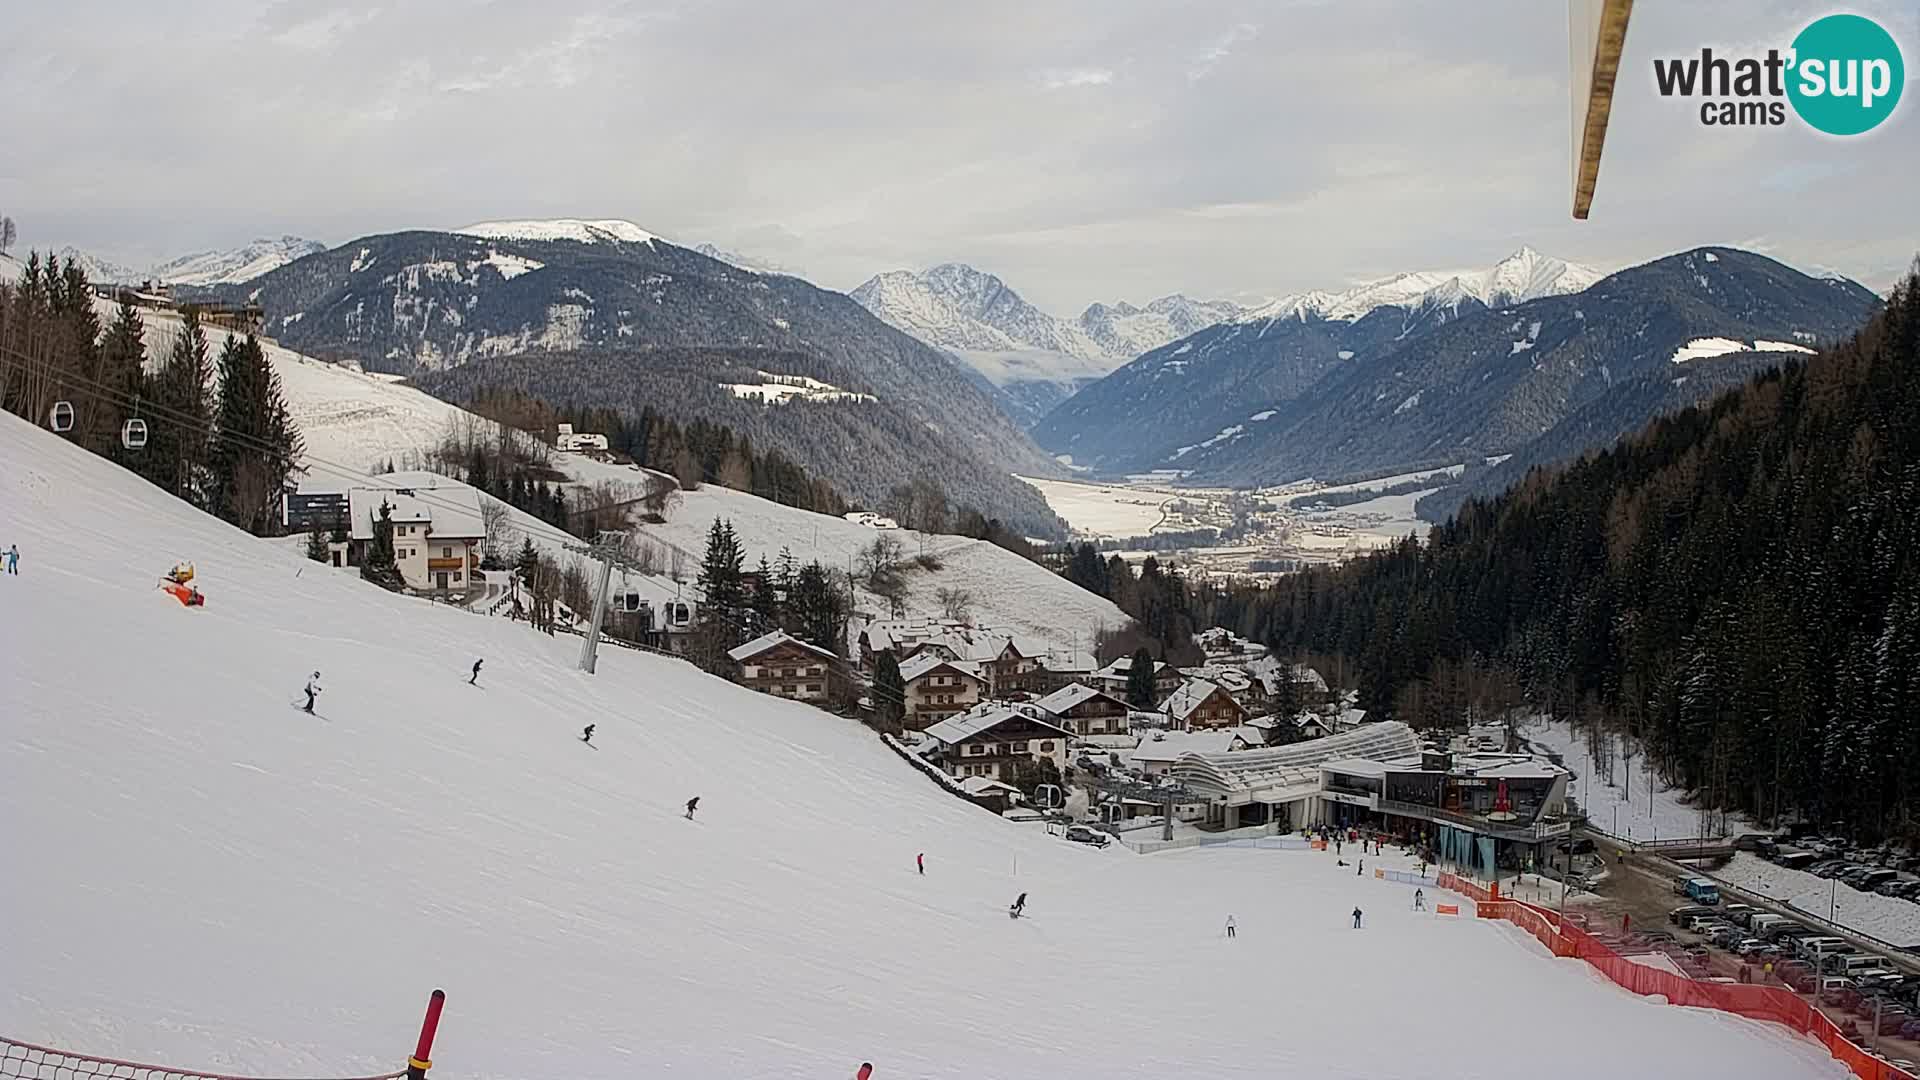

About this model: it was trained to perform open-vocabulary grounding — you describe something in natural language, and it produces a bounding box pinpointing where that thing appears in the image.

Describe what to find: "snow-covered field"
[1017,475,1171,539]
[0,412,1856,1079]
[635,480,1127,650]
[1524,720,1753,842]
[1717,854,1920,948]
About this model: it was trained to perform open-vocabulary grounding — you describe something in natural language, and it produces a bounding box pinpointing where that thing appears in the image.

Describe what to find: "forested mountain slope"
[1238,270,1920,837]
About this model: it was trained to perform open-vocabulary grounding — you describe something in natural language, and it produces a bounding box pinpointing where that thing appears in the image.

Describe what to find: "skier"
[301,672,322,714]
[1358,858,1364,876]
[685,796,700,820]
[581,723,595,744]
[1225,915,1237,939]
[916,852,925,876]
[469,659,483,685]
[1414,888,1426,911]
[855,1064,873,1080]
[4,544,16,575]
[1352,906,1364,929]
[1334,839,1342,856]
[1009,892,1027,919]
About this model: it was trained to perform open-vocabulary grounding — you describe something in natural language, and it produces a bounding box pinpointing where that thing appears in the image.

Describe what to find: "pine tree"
[98,295,148,469]
[149,309,214,506]
[697,517,746,619]
[1125,646,1158,709]
[873,651,906,731]
[305,524,331,563]
[210,334,302,534]
[790,561,845,652]
[359,501,406,591]
[749,554,778,629]
[516,538,539,583]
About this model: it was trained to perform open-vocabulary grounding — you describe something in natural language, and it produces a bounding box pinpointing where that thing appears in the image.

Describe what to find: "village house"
[857,618,1094,698]
[1032,683,1131,738]
[351,483,485,594]
[921,704,1073,782]
[1090,655,1184,702]
[1160,678,1251,731]
[728,631,838,703]
[554,422,609,453]
[899,653,988,728]
[1124,729,1239,778]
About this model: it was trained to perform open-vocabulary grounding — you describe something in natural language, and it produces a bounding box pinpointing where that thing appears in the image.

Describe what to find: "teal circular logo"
[1787,14,1904,135]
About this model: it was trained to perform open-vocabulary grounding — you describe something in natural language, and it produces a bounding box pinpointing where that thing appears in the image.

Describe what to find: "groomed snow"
[1717,855,1920,948]
[0,413,1853,1080]
[1669,337,1748,364]
[454,218,658,247]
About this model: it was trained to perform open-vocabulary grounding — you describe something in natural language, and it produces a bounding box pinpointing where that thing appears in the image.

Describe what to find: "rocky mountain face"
[1033,248,1882,500]
[154,237,328,285]
[210,222,1069,537]
[850,262,1241,425]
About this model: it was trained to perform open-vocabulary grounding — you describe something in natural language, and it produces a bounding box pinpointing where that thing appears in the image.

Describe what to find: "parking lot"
[1576,834,1920,1073]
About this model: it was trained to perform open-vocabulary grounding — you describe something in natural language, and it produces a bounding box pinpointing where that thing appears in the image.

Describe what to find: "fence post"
[407,989,446,1080]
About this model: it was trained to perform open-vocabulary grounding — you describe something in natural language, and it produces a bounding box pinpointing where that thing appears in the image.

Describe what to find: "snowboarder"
[581,724,595,744]
[1352,906,1364,929]
[855,1064,873,1080]
[685,796,700,820]
[301,672,321,714]
[4,545,16,575]
[1009,892,1027,919]
[1225,915,1236,939]
[469,659,483,685]
[916,852,925,876]
[1414,888,1425,911]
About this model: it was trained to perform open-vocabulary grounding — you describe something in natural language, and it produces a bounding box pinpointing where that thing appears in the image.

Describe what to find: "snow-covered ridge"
[152,237,327,286]
[1669,337,1817,364]
[1238,247,1603,325]
[454,218,658,247]
[723,371,876,405]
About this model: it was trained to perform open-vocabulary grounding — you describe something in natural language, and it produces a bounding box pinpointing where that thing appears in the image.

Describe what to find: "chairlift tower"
[567,533,652,675]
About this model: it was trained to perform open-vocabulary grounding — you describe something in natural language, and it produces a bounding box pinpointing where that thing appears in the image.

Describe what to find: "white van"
[1797,936,1849,961]
[1749,914,1787,937]
[1839,954,1892,977]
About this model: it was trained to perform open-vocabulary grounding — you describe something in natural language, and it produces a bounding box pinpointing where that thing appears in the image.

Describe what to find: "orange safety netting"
[1,1037,404,1080]
[1458,893,1917,1080]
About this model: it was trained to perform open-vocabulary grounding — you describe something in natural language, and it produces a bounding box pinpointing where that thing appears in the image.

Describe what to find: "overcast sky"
[4,0,1915,311]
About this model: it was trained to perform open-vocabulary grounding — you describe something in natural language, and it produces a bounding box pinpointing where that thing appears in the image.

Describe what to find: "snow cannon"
[164,561,195,585]
[161,582,206,607]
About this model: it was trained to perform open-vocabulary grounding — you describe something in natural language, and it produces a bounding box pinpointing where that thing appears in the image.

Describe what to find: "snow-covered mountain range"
[46,237,327,286]
[850,263,1242,424]
[1235,247,1603,325]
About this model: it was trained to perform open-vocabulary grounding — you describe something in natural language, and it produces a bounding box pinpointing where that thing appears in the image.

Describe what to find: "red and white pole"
[407,989,446,1080]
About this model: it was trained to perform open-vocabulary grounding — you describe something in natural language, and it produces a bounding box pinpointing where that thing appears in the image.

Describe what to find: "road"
[1578,831,1920,1065]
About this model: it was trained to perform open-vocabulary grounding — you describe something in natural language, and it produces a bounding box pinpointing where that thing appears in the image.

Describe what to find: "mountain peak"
[453,219,658,247]
[1237,249,1601,325]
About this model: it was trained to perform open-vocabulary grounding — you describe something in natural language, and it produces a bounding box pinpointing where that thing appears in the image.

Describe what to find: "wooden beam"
[1570,0,1634,220]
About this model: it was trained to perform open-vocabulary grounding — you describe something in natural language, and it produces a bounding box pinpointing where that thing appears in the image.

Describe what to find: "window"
[442,547,452,558]
[1039,741,1054,753]
[453,571,462,582]
[967,744,984,756]
[805,684,821,692]
[1013,742,1028,753]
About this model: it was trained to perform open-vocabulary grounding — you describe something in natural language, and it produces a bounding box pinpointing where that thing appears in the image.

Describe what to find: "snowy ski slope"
[630,480,1127,651]
[0,412,1850,1079]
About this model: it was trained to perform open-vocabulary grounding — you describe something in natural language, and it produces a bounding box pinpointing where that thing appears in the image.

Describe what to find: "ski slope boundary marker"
[1,990,447,1080]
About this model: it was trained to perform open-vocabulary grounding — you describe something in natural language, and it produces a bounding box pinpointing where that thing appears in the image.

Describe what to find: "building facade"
[729,631,837,703]
[1033,683,1131,737]
[901,654,988,729]
[923,705,1073,782]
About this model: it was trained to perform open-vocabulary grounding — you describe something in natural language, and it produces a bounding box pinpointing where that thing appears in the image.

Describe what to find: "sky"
[2,0,1916,313]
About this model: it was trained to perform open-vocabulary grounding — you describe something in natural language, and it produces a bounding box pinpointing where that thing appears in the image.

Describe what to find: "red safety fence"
[1473,899,1916,1080]
[2,991,444,1080]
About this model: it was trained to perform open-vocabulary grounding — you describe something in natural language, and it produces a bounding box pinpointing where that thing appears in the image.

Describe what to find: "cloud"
[1040,67,1114,90]
[1190,23,1258,81]
[3,0,1913,310]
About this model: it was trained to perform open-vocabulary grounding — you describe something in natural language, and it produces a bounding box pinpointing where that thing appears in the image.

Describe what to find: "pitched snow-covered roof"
[1170,722,1422,798]
[1160,678,1244,723]
[1033,682,1125,716]
[1095,656,1171,681]
[899,652,985,684]
[959,776,1023,798]
[922,704,1071,747]
[727,630,836,664]
[1127,729,1237,765]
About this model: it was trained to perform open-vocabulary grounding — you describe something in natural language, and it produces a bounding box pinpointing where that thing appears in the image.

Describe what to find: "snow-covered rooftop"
[1127,729,1239,764]
[1159,678,1240,724]
[1173,722,1423,797]
[922,703,1070,747]
[1033,682,1122,716]
[727,630,835,664]
[898,652,984,684]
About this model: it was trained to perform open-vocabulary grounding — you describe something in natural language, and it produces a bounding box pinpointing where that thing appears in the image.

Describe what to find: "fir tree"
[697,517,747,619]
[789,561,845,652]
[873,651,906,731]
[210,334,302,534]
[305,524,331,563]
[1125,646,1158,709]
[516,538,539,583]
[149,309,215,506]
[359,501,406,591]
[98,295,148,468]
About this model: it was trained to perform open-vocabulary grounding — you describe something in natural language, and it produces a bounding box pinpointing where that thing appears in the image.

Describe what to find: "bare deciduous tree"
[935,586,974,623]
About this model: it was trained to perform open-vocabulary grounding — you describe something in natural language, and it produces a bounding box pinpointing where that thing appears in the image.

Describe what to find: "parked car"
[1820,977,1858,1007]
[1720,904,1760,928]
[1900,1017,1920,1040]
[1637,930,1677,945]
[1782,967,1820,993]
[1858,868,1898,890]
[1813,861,1847,878]
[1063,824,1111,848]
[1669,904,1716,926]
[1740,941,1779,963]
[1673,876,1721,904]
